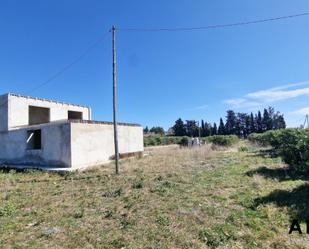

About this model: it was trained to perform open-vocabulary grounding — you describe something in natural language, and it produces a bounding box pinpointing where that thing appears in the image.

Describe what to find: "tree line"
[143,126,165,135]
[171,107,286,138]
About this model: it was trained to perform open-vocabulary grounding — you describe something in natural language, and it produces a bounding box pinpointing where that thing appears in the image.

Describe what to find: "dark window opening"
[27,130,42,150]
[68,111,83,120]
[29,106,50,125]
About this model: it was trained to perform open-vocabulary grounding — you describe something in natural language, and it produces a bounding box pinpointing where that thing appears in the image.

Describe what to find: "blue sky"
[1,1,309,129]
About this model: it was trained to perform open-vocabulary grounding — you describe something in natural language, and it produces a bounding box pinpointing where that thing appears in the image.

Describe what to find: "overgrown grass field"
[0,142,307,248]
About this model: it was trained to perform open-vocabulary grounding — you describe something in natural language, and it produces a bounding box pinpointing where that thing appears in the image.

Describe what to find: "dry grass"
[0,142,307,249]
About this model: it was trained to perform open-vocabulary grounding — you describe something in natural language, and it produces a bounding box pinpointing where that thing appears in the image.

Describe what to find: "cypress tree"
[245,114,251,138]
[262,108,272,131]
[225,110,237,135]
[256,111,263,133]
[250,112,255,133]
[218,118,225,135]
[204,122,211,136]
[208,122,213,136]
[212,122,218,135]
[236,113,247,138]
[201,119,205,137]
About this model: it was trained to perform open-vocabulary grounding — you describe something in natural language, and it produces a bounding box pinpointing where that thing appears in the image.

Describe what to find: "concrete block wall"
[0,93,143,170]
[0,121,143,169]
[0,94,8,132]
[70,122,143,169]
[0,93,91,131]
[0,122,71,167]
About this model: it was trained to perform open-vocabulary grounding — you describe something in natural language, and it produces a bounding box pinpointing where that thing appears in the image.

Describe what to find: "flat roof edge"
[69,119,141,127]
[6,93,90,109]
[9,119,141,130]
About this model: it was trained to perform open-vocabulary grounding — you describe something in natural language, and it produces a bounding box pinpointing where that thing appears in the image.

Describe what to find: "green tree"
[218,118,225,135]
[262,108,273,131]
[250,112,256,133]
[201,120,206,137]
[185,120,199,137]
[143,126,149,134]
[150,126,165,135]
[204,122,212,137]
[236,113,248,138]
[267,106,275,120]
[173,118,186,136]
[212,122,218,135]
[274,114,286,129]
[270,107,286,130]
[245,115,251,138]
[225,110,237,135]
[278,115,286,129]
[256,111,263,133]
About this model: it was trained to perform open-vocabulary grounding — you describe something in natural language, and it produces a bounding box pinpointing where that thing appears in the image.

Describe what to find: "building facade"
[0,93,143,170]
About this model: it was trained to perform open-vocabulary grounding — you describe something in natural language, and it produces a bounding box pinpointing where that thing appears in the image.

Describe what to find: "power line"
[118,12,309,32]
[0,30,111,108]
[29,30,110,94]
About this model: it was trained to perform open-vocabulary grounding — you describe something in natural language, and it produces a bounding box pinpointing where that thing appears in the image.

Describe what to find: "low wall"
[0,123,71,167]
[70,122,144,169]
[0,121,143,169]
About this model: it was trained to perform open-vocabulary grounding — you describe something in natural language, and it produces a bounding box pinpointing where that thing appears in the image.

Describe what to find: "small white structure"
[0,93,143,170]
[188,137,200,147]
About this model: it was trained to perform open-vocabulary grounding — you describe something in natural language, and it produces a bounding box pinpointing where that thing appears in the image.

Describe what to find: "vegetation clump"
[0,201,16,217]
[248,128,309,171]
[102,188,123,198]
[132,179,144,189]
[144,135,188,147]
[171,107,286,138]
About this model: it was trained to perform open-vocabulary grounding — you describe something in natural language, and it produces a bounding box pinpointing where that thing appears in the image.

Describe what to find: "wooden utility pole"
[112,25,120,174]
[198,121,201,147]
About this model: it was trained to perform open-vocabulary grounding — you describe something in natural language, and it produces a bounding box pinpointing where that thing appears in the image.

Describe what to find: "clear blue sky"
[1,1,309,129]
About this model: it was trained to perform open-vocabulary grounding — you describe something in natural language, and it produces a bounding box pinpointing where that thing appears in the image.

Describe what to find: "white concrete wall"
[40,123,71,167]
[0,122,71,167]
[70,123,143,169]
[7,94,91,129]
[0,117,143,169]
[0,94,8,132]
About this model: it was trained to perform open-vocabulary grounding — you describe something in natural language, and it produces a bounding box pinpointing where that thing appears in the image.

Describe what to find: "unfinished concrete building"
[0,93,143,170]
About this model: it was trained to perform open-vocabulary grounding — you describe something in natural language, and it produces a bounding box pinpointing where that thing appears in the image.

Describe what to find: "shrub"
[178,136,189,146]
[204,135,239,147]
[247,131,280,147]
[0,201,16,217]
[238,146,249,152]
[198,229,220,248]
[154,136,161,145]
[144,135,239,147]
[132,179,144,189]
[73,209,84,219]
[144,135,189,147]
[155,215,170,226]
[144,136,156,146]
[198,224,236,249]
[102,188,123,198]
[248,129,309,171]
